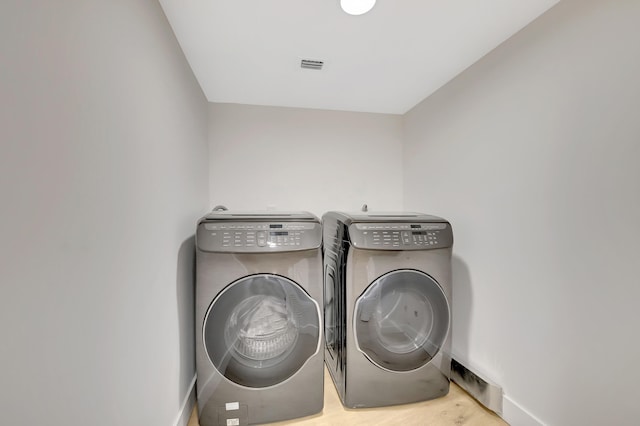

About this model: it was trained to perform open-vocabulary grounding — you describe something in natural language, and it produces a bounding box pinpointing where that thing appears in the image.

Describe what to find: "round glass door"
[354,270,450,372]
[203,274,320,388]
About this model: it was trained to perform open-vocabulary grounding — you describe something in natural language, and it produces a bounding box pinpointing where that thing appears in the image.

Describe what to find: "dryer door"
[354,269,450,372]
[203,274,320,388]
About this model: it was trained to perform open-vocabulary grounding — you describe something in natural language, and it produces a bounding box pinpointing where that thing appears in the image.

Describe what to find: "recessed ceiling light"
[340,0,376,16]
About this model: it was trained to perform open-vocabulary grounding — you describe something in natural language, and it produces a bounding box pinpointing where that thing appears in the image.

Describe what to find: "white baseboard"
[174,375,197,426]
[503,394,545,426]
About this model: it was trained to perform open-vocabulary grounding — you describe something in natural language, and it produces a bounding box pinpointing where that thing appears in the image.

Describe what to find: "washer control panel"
[197,221,322,253]
[348,223,452,250]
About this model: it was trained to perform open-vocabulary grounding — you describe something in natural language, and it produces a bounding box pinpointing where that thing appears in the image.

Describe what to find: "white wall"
[403,0,640,424]
[208,103,403,217]
[0,1,208,426]
[4,1,638,425]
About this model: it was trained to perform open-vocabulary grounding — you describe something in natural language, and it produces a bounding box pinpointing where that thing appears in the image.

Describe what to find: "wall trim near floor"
[503,394,545,426]
[174,375,197,426]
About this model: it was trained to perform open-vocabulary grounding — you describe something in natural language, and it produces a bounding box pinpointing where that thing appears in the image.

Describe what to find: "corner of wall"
[174,375,197,426]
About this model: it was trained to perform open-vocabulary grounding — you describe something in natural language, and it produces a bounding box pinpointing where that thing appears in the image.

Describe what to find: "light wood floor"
[188,368,508,426]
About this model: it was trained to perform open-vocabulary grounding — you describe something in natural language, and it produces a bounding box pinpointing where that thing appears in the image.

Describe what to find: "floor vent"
[300,59,324,70]
[451,358,503,415]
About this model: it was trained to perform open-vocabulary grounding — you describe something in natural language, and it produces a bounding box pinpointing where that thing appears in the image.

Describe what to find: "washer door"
[203,274,320,388]
[354,270,450,372]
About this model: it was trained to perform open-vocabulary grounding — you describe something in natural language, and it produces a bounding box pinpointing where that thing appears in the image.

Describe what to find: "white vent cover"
[300,59,324,70]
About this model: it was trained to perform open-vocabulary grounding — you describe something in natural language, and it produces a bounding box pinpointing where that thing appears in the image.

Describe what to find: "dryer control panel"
[197,221,322,253]
[348,223,453,250]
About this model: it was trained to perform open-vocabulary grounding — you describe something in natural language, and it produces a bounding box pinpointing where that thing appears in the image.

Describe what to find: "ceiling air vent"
[300,59,324,70]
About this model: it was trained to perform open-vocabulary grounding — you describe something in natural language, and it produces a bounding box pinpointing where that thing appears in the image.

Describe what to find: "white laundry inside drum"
[203,273,320,388]
[226,295,299,361]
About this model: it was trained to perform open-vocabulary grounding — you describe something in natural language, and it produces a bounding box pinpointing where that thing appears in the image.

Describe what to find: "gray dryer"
[323,211,453,408]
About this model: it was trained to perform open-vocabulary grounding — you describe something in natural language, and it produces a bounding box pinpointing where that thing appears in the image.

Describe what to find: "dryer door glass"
[203,274,320,388]
[354,270,450,372]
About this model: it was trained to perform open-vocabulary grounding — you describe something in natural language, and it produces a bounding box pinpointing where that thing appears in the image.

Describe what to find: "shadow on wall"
[177,235,197,403]
[452,254,473,366]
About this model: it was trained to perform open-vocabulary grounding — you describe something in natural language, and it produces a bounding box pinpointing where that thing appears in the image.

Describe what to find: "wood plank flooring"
[187,368,508,425]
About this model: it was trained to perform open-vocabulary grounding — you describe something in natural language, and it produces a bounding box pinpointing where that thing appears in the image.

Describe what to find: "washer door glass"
[204,274,320,388]
[354,270,450,372]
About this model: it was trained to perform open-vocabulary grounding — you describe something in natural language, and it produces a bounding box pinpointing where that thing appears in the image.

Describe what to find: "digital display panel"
[411,225,421,229]
[412,231,427,235]
[270,231,289,236]
[270,224,283,229]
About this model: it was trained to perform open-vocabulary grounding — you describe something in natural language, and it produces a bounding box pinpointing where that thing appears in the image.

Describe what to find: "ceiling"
[159,0,560,115]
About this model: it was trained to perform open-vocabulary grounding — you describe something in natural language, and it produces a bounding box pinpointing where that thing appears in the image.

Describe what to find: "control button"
[402,231,411,245]
[256,231,267,247]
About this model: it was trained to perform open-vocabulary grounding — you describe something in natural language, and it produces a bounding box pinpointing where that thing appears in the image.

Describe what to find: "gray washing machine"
[195,211,323,426]
[323,211,453,408]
